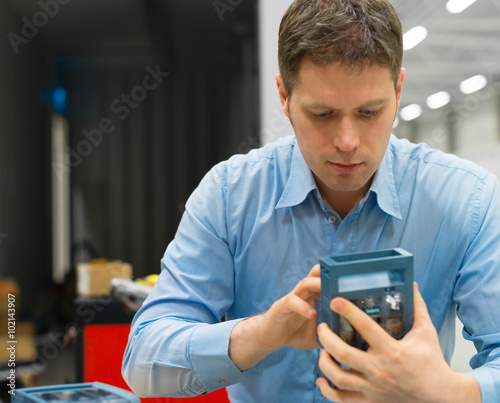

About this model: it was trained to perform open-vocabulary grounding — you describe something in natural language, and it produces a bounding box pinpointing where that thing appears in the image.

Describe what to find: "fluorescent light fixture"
[446,0,477,14]
[426,91,451,109]
[400,104,422,121]
[459,75,487,94]
[403,26,428,51]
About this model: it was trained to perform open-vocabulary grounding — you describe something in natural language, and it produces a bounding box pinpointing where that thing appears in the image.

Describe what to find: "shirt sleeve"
[454,173,500,402]
[122,167,244,397]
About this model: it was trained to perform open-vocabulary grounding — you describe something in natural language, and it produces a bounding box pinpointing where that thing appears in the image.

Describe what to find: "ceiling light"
[403,26,428,51]
[400,104,422,121]
[459,75,487,94]
[446,0,477,14]
[426,91,451,109]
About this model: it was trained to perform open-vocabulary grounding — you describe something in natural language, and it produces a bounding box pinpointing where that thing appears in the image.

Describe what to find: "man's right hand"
[228,265,321,371]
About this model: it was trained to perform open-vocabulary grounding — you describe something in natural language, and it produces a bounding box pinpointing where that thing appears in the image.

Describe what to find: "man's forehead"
[292,59,397,104]
[297,56,398,83]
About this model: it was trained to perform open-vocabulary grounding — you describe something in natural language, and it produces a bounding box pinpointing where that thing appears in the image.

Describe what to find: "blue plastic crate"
[317,248,414,349]
[12,382,139,403]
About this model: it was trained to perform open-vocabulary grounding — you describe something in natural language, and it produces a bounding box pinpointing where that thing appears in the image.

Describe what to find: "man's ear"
[276,74,290,118]
[395,67,406,114]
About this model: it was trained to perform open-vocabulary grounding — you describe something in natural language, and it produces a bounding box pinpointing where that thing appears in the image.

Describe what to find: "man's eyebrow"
[358,98,390,108]
[299,101,333,109]
[300,98,390,109]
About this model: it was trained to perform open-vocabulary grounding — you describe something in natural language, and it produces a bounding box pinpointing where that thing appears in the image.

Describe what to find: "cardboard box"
[77,260,132,297]
[0,279,36,365]
[0,279,20,317]
[0,322,37,364]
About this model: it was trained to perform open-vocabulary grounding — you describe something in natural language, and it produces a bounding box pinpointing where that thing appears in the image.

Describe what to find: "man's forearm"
[228,315,278,371]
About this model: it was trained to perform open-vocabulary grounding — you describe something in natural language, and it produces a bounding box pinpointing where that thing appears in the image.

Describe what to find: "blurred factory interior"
[0,0,259,395]
[0,0,499,398]
[0,0,259,314]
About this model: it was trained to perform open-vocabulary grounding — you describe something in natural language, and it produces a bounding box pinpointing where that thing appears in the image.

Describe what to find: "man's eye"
[360,109,378,117]
[313,112,331,120]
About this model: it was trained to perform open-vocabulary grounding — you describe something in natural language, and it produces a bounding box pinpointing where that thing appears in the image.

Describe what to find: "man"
[123,0,500,401]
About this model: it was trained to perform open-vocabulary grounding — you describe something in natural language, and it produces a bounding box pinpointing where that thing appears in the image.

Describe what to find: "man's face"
[277,59,405,209]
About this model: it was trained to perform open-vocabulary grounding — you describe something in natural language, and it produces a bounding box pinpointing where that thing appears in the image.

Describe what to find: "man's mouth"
[328,162,364,173]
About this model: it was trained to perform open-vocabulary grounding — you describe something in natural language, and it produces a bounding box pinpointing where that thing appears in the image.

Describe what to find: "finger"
[279,293,317,319]
[308,264,321,278]
[316,377,364,403]
[317,323,368,374]
[318,348,369,392]
[293,276,321,300]
[412,282,432,327]
[330,297,391,350]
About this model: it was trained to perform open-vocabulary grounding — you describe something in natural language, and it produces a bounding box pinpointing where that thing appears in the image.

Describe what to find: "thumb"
[412,282,432,327]
[308,264,321,278]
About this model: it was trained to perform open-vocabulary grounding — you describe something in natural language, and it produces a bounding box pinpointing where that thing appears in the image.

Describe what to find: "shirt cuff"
[468,366,500,403]
[189,318,244,393]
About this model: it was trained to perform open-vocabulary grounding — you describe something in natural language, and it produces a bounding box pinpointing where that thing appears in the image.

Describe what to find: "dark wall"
[0,0,259,320]
[61,54,260,277]
[0,2,51,316]
[58,2,260,278]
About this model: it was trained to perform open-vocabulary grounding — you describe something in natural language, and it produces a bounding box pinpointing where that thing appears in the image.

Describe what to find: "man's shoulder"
[388,135,490,182]
[214,135,296,177]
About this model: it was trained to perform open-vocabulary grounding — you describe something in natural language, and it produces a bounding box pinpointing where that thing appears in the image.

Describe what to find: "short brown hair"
[278,0,403,95]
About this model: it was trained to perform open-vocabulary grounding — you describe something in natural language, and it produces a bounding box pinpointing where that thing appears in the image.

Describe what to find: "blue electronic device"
[12,382,139,403]
[317,248,414,351]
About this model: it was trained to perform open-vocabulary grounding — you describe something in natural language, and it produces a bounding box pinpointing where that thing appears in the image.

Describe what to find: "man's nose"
[332,117,360,153]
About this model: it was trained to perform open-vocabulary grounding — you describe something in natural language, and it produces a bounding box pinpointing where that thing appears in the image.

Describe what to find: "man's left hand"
[316,283,481,403]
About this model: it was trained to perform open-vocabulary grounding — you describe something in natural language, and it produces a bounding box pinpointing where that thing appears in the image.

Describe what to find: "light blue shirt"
[122,135,500,402]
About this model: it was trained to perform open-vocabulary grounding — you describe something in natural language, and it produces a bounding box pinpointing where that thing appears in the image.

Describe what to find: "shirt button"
[220,379,229,386]
[328,216,337,224]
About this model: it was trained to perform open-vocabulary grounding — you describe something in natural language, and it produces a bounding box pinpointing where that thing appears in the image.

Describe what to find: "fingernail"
[331,298,345,312]
[319,349,332,362]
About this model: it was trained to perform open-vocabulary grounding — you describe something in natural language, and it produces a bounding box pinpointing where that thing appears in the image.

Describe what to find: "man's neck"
[316,179,372,220]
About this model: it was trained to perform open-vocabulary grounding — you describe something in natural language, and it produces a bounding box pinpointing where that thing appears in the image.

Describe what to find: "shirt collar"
[276,139,317,209]
[275,137,402,220]
[368,146,402,220]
